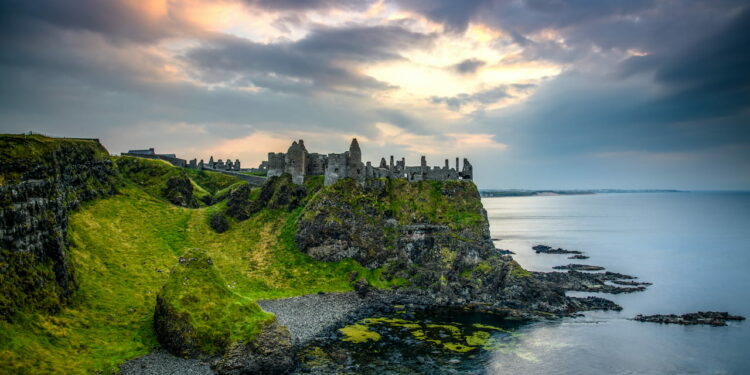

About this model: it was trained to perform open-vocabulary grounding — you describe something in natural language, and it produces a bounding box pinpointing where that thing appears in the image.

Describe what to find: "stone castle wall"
[261,138,473,186]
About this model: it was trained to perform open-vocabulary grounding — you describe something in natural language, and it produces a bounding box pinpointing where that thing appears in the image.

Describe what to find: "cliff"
[0,135,118,318]
[296,178,571,312]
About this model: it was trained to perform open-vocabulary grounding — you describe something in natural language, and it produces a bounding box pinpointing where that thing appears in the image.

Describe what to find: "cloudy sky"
[1,0,748,189]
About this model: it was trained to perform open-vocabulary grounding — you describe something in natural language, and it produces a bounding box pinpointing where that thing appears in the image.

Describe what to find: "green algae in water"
[337,313,519,353]
[339,323,381,343]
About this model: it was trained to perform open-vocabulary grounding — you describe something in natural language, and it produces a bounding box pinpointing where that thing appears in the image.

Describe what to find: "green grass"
[0,177,399,373]
[0,134,108,186]
[115,156,244,207]
[156,248,275,355]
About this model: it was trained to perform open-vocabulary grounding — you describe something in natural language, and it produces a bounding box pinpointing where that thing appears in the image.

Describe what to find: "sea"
[483,192,750,374]
[301,192,750,374]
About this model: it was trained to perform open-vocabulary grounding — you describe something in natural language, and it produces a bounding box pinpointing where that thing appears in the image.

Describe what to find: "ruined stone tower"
[265,138,472,186]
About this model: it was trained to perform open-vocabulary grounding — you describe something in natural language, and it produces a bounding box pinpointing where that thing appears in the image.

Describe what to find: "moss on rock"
[154,248,275,357]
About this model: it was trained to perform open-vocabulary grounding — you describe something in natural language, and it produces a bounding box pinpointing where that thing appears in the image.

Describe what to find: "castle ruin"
[266,138,472,186]
[122,138,473,186]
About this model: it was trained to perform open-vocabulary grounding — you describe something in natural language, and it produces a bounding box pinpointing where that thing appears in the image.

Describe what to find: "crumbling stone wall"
[262,138,474,186]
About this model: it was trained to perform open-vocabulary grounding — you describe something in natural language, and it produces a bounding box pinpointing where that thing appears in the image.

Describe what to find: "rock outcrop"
[163,175,195,207]
[295,178,610,315]
[213,322,296,375]
[226,174,308,221]
[0,135,118,318]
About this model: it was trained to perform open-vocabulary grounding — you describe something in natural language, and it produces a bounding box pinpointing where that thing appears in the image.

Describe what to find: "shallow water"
[300,192,750,374]
[485,192,750,374]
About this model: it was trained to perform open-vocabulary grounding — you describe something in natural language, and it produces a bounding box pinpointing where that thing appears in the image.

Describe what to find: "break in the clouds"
[0,0,748,189]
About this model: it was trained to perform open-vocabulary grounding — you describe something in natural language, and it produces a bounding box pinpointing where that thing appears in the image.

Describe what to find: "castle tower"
[285,140,307,184]
[461,158,473,180]
[346,138,364,182]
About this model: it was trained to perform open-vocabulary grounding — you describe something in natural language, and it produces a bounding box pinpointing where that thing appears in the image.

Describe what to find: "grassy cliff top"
[0,134,109,185]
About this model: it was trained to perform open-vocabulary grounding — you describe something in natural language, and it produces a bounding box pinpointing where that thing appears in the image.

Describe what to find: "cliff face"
[0,135,118,318]
[296,178,570,312]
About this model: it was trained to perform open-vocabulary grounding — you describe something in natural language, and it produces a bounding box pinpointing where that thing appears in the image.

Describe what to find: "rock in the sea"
[568,254,589,259]
[213,321,295,375]
[552,264,605,271]
[633,312,745,326]
[532,245,582,254]
[533,270,648,294]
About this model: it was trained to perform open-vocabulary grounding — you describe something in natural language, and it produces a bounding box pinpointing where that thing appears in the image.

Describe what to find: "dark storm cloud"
[184,25,434,94]
[453,58,486,74]
[0,0,193,44]
[621,7,750,120]
[241,0,371,11]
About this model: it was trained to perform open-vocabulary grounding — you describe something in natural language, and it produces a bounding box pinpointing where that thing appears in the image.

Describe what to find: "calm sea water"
[484,192,750,374]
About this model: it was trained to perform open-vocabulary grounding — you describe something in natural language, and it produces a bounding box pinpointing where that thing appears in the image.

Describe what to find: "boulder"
[213,321,295,375]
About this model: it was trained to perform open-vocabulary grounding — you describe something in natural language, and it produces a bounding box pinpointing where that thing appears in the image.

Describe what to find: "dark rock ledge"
[534,271,649,294]
[633,312,746,326]
[553,264,605,271]
[533,245,583,254]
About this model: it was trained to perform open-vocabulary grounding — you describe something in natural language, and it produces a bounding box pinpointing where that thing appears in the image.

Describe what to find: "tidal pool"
[295,308,528,374]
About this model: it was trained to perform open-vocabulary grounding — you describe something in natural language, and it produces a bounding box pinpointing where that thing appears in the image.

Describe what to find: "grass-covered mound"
[154,248,274,357]
[116,156,244,207]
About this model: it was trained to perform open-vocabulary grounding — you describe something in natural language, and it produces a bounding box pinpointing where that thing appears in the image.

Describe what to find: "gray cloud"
[453,58,486,74]
[241,0,371,11]
[183,25,434,95]
[0,0,748,189]
[620,8,750,120]
[0,0,196,44]
[431,84,534,111]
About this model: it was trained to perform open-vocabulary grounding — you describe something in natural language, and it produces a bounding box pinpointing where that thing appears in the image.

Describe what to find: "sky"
[0,0,748,189]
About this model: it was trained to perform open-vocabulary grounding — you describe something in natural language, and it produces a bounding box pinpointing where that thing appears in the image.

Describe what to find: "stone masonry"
[265,138,473,186]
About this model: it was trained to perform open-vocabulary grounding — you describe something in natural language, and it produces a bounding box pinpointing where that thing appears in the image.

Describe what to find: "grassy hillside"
[0,163,396,374]
[0,134,110,186]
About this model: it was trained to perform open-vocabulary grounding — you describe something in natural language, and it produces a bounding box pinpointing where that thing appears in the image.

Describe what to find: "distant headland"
[480,189,682,197]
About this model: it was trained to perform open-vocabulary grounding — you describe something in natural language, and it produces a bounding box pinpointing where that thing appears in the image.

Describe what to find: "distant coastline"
[480,189,682,197]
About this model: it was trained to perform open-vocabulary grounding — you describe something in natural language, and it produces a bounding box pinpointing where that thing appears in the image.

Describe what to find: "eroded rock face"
[295,178,580,315]
[213,322,295,375]
[0,137,118,318]
[226,175,307,221]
